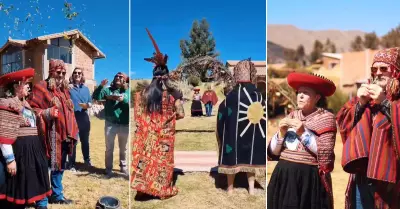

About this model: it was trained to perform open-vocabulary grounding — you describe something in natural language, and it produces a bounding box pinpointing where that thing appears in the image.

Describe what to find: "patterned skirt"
[0,135,51,205]
[267,160,332,209]
[191,100,203,116]
[131,135,178,199]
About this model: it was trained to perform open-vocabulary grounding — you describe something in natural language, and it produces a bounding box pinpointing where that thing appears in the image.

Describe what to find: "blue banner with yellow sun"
[216,82,266,176]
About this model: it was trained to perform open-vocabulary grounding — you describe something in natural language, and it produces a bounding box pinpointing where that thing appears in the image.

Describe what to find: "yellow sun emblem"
[247,102,264,124]
[237,86,266,138]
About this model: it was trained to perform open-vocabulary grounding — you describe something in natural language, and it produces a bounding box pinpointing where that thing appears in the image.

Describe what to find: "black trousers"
[68,111,91,167]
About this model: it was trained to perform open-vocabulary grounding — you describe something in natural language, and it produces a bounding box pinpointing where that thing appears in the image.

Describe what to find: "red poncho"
[28,80,78,171]
[201,90,218,105]
[337,97,400,209]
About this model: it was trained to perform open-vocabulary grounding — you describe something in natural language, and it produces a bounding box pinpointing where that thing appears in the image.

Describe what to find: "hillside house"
[0,29,106,95]
[321,53,341,70]
[315,49,379,94]
[226,60,266,94]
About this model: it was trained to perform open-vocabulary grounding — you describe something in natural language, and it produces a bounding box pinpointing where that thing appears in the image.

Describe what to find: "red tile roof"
[0,29,105,58]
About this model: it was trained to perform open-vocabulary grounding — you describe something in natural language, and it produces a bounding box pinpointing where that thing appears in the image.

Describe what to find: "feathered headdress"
[144,28,168,68]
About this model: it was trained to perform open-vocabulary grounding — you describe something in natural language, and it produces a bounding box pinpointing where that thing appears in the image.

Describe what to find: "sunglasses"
[56,71,67,76]
[73,72,82,75]
[371,66,390,74]
[115,75,124,79]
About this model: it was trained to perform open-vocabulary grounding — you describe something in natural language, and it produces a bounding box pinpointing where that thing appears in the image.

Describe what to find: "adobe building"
[0,29,105,95]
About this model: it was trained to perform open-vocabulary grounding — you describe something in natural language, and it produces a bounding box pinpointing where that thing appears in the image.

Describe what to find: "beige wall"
[28,42,46,84]
[74,39,96,91]
[340,49,378,88]
[0,36,100,96]
[322,56,340,70]
[40,38,97,92]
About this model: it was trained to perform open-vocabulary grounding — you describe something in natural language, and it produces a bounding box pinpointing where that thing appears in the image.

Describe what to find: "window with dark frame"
[47,38,72,64]
[1,50,23,75]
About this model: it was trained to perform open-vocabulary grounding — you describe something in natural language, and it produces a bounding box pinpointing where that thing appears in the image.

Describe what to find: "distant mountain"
[267,24,366,54]
[267,41,286,63]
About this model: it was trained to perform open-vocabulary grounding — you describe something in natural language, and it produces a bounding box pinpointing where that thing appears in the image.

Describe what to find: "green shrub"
[188,75,201,87]
[285,61,300,69]
[131,80,149,104]
[327,89,349,114]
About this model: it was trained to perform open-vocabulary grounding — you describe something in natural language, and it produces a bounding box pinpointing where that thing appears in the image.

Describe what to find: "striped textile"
[0,97,35,145]
[0,109,21,145]
[267,108,337,209]
[337,97,400,209]
[28,80,78,171]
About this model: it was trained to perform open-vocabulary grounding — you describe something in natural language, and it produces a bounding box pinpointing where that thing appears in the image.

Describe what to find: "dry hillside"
[267,24,366,53]
[267,41,286,63]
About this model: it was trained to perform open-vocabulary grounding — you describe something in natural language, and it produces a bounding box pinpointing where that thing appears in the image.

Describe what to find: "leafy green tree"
[179,18,217,81]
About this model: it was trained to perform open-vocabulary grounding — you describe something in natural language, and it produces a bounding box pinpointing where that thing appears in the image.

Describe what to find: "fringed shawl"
[28,80,78,171]
[337,97,400,209]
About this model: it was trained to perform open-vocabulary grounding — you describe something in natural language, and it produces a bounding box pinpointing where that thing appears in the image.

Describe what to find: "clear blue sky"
[268,0,400,36]
[132,0,266,79]
[0,0,128,84]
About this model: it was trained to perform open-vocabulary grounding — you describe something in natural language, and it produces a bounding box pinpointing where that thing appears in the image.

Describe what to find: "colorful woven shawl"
[267,108,337,209]
[28,80,78,171]
[337,97,400,209]
[0,97,31,144]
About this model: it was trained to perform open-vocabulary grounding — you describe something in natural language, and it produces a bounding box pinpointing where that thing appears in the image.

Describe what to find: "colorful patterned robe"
[337,97,400,209]
[131,91,178,199]
[217,83,266,176]
[28,80,78,171]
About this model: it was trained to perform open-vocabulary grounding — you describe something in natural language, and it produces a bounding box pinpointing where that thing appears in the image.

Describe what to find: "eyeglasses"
[56,71,67,76]
[371,66,390,74]
[115,75,124,79]
[73,72,82,75]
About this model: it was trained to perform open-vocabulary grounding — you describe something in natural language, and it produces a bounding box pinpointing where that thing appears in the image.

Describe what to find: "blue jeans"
[36,141,69,207]
[36,170,64,206]
[354,175,375,209]
[205,102,213,116]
